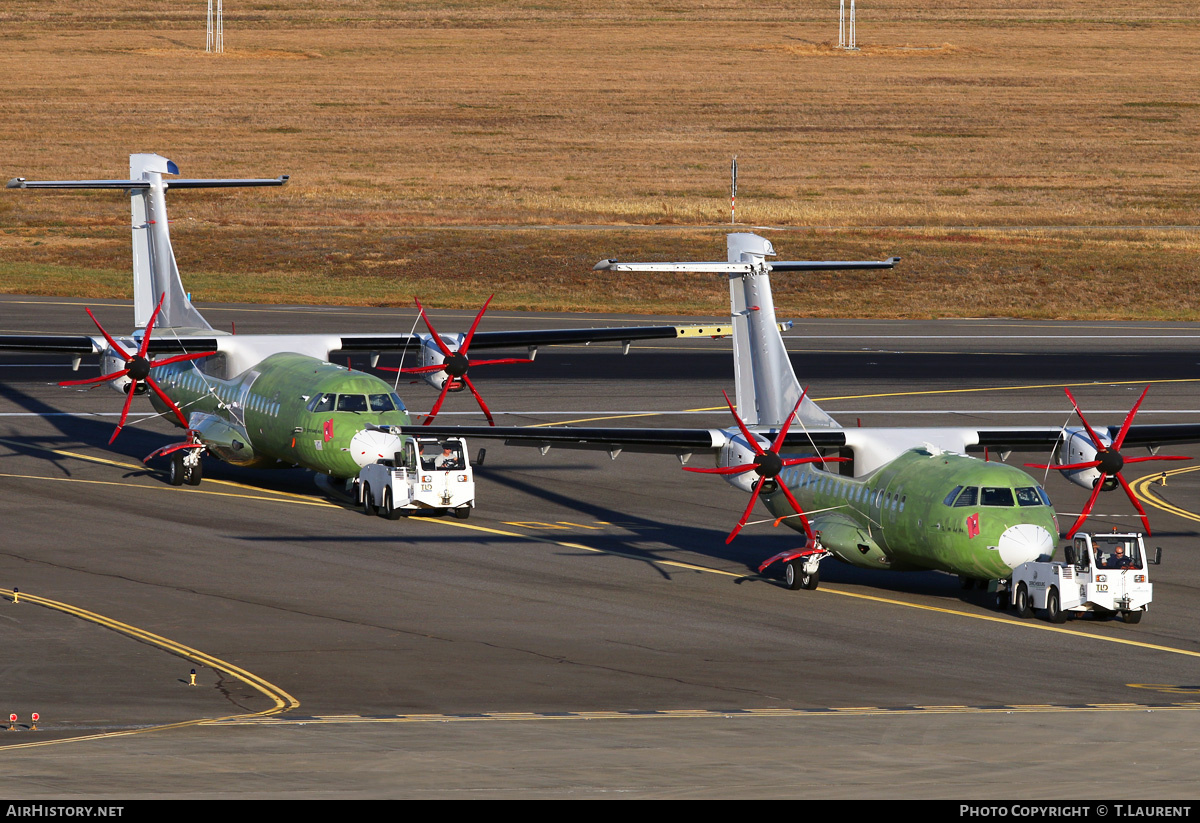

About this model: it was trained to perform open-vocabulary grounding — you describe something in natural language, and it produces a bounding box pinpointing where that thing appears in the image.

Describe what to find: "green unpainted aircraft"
[2,154,727,489]
[412,233,1198,591]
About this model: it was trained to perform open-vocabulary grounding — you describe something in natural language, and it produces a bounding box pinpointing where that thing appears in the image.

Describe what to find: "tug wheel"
[382,488,404,520]
[1046,587,1067,624]
[1015,583,1032,618]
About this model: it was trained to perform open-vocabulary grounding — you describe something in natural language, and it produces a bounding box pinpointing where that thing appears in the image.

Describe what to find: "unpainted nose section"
[998,523,1055,569]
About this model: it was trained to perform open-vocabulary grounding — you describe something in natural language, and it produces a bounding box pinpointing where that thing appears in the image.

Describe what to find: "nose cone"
[997,523,1054,569]
[349,428,403,469]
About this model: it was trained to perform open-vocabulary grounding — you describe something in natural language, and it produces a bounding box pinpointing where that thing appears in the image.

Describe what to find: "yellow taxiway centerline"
[1132,465,1200,525]
[0,589,298,752]
[429,518,1200,660]
[536,377,1200,427]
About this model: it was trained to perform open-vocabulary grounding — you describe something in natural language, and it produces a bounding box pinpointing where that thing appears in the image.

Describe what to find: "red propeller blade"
[460,374,495,426]
[726,476,768,544]
[1051,386,1190,538]
[694,389,840,544]
[61,293,213,444]
[110,380,138,444]
[422,378,454,426]
[1063,473,1107,540]
[459,294,493,354]
[414,298,454,358]
[60,368,130,388]
[400,296,528,426]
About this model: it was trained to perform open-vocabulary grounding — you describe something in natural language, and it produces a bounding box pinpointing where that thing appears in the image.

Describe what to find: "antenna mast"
[206,0,224,54]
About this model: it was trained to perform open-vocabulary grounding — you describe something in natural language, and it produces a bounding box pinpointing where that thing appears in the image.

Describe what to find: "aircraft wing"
[335,322,742,354]
[975,425,1200,451]
[403,424,847,456]
[0,335,104,354]
[0,321,729,358]
[0,335,221,355]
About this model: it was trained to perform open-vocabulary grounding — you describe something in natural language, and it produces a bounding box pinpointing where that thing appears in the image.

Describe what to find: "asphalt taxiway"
[3,295,1200,798]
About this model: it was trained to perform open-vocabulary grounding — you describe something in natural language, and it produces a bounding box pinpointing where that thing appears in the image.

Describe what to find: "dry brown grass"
[1,2,1198,318]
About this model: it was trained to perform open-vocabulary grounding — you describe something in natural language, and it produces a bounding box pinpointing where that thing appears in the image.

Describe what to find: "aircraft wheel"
[361,483,376,516]
[801,567,820,590]
[185,457,202,486]
[1046,587,1067,624]
[1014,583,1032,618]
[168,452,186,486]
[453,506,471,520]
[784,561,803,590]
[382,488,404,520]
[1122,610,1143,625]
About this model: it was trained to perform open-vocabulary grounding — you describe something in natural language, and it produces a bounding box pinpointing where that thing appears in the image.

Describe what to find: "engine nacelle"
[101,350,146,395]
[416,334,466,392]
[1054,426,1116,490]
[716,432,772,494]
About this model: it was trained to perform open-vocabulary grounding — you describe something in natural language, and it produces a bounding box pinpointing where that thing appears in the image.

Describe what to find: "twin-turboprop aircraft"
[413,233,1200,591]
[3,154,729,487]
[7,155,1198,593]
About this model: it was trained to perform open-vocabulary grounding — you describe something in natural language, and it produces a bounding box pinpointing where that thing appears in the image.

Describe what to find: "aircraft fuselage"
[147,351,412,478]
[765,449,1058,579]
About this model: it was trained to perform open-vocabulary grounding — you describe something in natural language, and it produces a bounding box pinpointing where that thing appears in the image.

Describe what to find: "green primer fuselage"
[766,449,1059,579]
[147,352,412,478]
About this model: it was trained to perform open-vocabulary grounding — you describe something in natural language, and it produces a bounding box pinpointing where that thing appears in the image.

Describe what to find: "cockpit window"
[1015,487,1044,507]
[952,487,978,507]
[369,393,397,412]
[943,485,964,506]
[980,487,1015,507]
[308,393,335,413]
[337,394,368,412]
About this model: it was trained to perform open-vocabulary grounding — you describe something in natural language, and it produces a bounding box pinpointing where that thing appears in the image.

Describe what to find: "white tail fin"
[128,154,210,331]
[594,233,899,428]
[8,154,288,331]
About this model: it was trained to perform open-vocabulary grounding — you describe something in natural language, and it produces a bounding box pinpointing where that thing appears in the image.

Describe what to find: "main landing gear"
[168,449,204,486]
[145,433,206,487]
[761,547,829,592]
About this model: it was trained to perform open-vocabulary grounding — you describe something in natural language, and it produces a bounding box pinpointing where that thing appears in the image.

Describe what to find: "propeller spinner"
[382,295,530,426]
[687,389,847,543]
[1026,386,1190,537]
[59,294,214,443]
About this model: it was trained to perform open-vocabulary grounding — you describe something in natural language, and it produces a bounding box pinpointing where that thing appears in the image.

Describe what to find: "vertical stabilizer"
[727,233,838,429]
[129,154,211,331]
[596,234,899,430]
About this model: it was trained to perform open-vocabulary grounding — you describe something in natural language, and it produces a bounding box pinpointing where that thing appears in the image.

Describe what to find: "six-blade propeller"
[381,296,531,426]
[686,389,847,544]
[1026,386,1190,538]
[59,294,213,443]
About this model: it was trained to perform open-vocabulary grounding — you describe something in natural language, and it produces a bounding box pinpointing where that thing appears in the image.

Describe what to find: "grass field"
[1,1,1198,318]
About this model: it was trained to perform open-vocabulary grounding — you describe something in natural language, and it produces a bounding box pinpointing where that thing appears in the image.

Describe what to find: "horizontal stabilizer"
[7,176,288,190]
[594,257,899,273]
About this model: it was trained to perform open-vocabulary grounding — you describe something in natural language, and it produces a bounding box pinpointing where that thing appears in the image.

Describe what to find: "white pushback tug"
[1007,530,1159,624]
[355,433,474,520]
